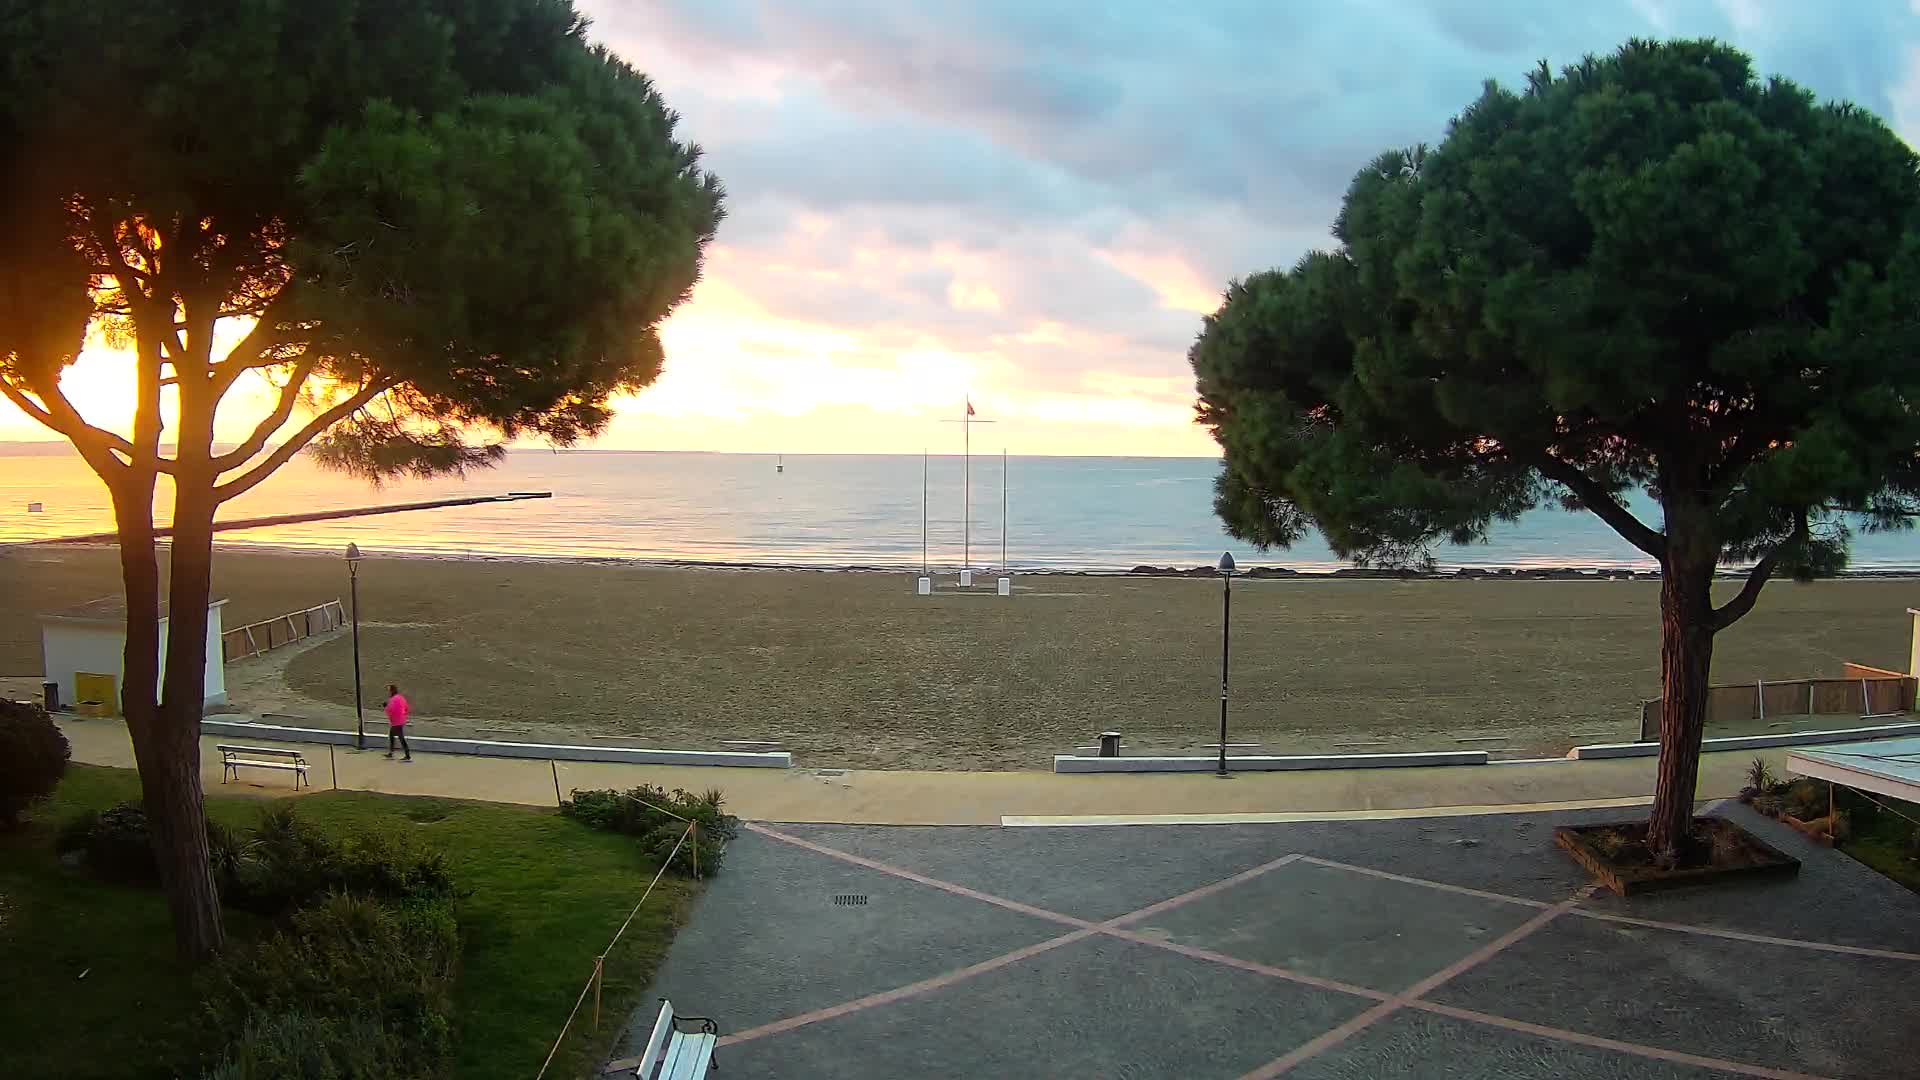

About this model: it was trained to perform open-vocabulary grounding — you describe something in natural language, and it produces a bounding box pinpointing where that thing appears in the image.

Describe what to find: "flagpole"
[963,401,970,572]
[1002,447,1008,572]
[921,448,928,576]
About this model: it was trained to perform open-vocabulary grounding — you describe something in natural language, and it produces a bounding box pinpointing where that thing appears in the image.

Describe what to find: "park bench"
[217,744,310,789]
[632,999,717,1079]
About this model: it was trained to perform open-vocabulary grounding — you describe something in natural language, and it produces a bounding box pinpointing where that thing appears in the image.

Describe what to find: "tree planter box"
[1554,817,1800,896]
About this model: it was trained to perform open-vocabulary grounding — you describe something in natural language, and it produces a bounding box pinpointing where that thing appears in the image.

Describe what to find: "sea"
[1,445,1915,572]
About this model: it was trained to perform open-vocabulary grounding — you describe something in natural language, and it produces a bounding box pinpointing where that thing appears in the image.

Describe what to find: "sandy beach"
[3,545,1912,770]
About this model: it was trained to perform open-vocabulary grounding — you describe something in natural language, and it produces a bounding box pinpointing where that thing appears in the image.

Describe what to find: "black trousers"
[388,724,411,757]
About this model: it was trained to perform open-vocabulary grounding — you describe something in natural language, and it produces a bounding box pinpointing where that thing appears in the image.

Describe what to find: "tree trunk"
[1647,547,1717,860]
[112,479,227,962]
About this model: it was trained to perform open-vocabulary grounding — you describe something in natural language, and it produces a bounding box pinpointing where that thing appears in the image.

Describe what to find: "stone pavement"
[63,716,1788,825]
[617,804,1920,1079]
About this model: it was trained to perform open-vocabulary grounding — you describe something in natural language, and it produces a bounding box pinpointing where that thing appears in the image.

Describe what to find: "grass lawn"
[3,546,1912,768]
[1834,786,1920,893]
[0,765,697,1079]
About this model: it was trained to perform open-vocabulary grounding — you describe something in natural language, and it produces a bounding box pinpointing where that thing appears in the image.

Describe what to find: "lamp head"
[345,543,362,565]
[1217,551,1236,575]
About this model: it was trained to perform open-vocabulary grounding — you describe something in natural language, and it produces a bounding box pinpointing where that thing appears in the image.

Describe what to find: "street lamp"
[1216,551,1235,778]
[346,543,365,750]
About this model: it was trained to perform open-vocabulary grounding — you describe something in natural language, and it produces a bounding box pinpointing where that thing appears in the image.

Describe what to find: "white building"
[39,596,228,712]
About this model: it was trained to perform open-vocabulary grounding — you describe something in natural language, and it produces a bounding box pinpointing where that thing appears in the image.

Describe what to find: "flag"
[966,398,975,416]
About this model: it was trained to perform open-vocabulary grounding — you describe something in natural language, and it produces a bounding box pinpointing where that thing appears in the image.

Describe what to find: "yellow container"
[74,673,117,717]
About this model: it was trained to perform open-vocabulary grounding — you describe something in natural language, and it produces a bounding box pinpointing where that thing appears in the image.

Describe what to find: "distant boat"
[776,454,784,474]
[26,502,42,513]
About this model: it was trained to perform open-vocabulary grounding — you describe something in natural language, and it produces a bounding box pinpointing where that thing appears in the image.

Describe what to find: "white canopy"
[1787,736,1920,804]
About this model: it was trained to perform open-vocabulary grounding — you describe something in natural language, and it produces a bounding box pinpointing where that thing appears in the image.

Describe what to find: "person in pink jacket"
[384,683,412,761]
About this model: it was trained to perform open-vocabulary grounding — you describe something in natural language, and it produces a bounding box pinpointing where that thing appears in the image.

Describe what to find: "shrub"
[1744,757,1777,797]
[61,802,160,882]
[204,894,459,1080]
[560,784,738,874]
[202,1010,403,1080]
[0,699,69,829]
[226,805,456,915]
[1783,779,1830,822]
[59,802,454,912]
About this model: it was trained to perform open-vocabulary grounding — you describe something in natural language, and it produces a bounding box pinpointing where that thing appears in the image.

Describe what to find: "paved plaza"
[618,804,1920,1079]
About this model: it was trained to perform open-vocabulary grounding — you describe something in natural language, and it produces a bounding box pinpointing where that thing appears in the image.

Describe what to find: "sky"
[9,0,1920,456]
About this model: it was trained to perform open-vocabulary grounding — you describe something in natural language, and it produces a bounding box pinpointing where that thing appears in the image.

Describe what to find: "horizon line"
[0,439,1225,462]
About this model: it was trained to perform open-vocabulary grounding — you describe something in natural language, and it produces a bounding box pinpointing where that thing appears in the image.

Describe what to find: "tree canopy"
[1195,39,1920,583]
[0,0,723,960]
[1192,38,1920,857]
[1,0,723,485]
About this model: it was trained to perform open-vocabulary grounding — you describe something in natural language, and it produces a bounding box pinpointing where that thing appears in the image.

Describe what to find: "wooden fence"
[1638,664,1917,741]
[222,600,346,662]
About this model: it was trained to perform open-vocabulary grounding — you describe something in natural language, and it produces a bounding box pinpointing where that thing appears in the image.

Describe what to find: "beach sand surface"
[2,546,1911,770]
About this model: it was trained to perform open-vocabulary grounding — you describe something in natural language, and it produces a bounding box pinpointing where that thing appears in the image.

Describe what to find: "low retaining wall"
[200,719,791,768]
[1053,750,1488,774]
[1571,721,1920,761]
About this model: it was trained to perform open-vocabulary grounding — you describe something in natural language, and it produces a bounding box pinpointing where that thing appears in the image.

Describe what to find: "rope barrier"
[533,819,695,1080]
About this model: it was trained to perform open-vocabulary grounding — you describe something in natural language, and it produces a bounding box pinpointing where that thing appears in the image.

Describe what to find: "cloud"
[568,0,1920,455]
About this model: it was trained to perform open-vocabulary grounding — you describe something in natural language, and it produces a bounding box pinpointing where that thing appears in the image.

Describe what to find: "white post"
[1001,447,1008,573]
[921,448,929,580]
[961,401,972,588]
[1909,608,1919,676]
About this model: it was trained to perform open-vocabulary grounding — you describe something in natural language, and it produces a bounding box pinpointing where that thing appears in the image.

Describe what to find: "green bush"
[1783,779,1830,822]
[58,802,455,912]
[202,1010,403,1080]
[228,805,455,914]
[0,699,69,829]
[59,802,160,882]
[204,894,459,1079]
[560,785,738,874]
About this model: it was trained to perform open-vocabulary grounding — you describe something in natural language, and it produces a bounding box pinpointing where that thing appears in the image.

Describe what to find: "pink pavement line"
[728,825,1880,1078]
[1299,854,1920,963]
[1238,895,1587,1079]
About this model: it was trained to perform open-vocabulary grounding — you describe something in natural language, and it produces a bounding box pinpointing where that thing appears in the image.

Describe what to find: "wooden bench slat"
[221,745,311,790]
[635,1002,677,1077]
[660,1033,715,1080]
[216,744,305,758]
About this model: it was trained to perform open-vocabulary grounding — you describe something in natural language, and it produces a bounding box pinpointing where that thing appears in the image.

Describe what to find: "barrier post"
[591,954,604,1031]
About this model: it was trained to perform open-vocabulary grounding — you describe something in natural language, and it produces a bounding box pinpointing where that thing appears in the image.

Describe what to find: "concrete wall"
[201,604,226,707]
[40,603,228,710]
[1054,750,1488,774]
[40,623,125,709]
[201,719,793,768]
[1574,720,1920,759]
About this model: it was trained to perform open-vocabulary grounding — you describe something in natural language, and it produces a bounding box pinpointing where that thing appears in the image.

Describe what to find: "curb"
[1052,749,1488,773]
[200,718,792,768]
[1569,721,1920,760]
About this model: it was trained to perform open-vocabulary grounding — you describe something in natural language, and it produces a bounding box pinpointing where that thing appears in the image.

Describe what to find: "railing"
[221,600,346,662]
[1638,665,1917,740]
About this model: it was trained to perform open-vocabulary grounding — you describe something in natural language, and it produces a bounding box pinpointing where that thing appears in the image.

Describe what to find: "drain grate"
[832,894,869,906]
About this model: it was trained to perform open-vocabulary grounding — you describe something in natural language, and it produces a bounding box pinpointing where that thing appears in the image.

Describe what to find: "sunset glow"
[9,1,1920,459]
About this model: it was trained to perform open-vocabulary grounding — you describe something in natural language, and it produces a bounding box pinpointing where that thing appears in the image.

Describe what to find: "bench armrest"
[670,1015,718,1036]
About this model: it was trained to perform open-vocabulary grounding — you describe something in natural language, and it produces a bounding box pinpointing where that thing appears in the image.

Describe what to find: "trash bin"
[42,681,59,711]
[1099,731,1122,757]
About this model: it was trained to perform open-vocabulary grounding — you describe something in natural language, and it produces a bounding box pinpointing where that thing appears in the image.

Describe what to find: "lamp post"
[346,543,365,750]
[1216,551,1235,778]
